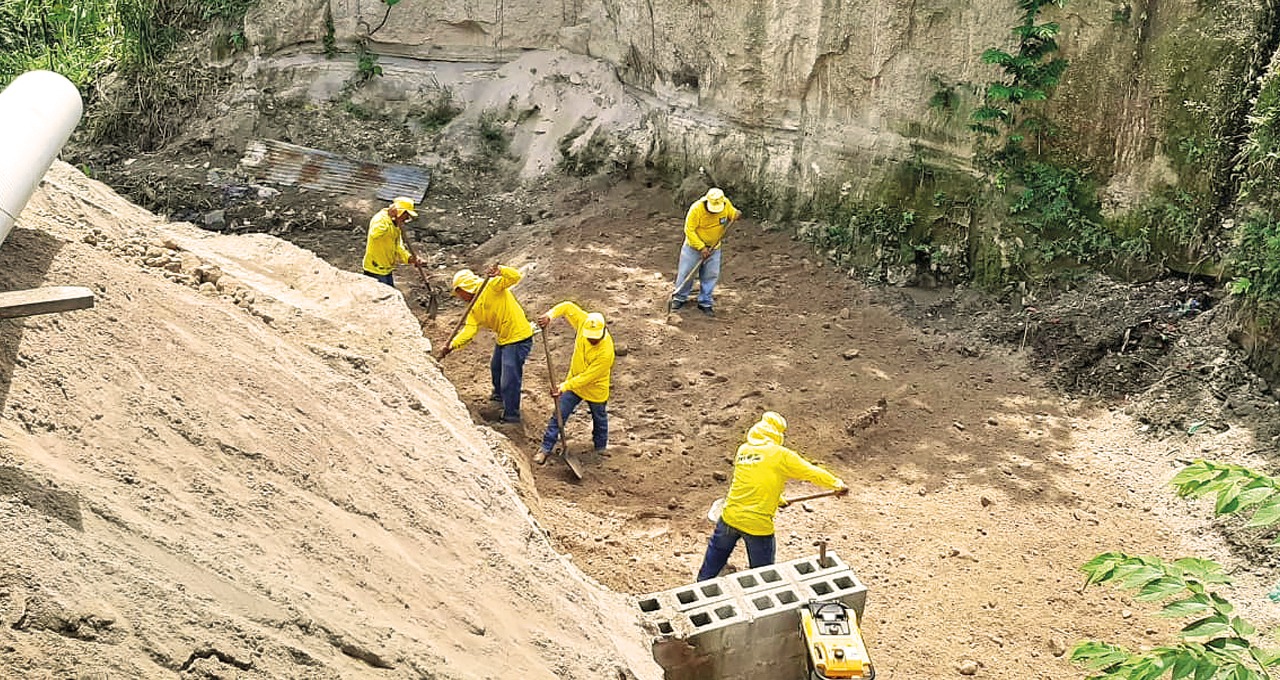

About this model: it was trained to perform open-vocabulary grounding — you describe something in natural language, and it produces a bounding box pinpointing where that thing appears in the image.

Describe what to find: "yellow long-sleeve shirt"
[683,198,741,250]
[548,301,615,403]
[721,430,842,536]
[450,266,534,349]
[362,209,412,275]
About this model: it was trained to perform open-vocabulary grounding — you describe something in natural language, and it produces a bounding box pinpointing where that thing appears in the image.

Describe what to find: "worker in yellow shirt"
[696,412,848,581]
[440,264,534,423]
[670,187,740,317]
[533,302,615,465]
[362,197,419,286]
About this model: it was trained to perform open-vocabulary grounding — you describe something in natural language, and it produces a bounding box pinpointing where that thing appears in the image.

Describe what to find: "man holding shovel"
[533,302,615,465]
[362,197,419,286]
[670,187,740,317]
[696,412,847,582]
[440,264,534,424]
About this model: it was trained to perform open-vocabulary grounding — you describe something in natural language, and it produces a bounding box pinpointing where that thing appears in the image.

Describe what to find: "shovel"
[403,237,439,319]
[706,488,845,523]
[539,329,584,479]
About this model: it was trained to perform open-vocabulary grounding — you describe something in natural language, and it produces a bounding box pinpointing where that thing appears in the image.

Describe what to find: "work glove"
[536,313,552,328]
[485,264,501,278]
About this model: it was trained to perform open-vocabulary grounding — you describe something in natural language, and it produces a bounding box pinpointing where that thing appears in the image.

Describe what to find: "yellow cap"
[392,197,418,217]
[452,268,482,293]
[582,312,606,340]
[704,187,726,214]
[761,411,787,434]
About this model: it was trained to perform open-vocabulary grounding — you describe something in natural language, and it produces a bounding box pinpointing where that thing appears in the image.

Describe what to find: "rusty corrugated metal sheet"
[240,139,430,202]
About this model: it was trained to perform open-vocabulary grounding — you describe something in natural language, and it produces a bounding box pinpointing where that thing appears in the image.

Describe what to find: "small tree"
[1071,461,1280,679]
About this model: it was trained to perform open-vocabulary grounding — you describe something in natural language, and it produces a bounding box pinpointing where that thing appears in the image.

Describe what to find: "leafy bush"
[1230,213,1280,305]
[1072,461,1280,679]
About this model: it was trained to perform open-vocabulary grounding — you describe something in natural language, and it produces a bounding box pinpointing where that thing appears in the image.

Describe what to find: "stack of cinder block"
[639,551,867,680]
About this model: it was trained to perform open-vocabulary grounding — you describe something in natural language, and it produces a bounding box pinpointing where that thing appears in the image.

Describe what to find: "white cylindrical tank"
[0,71,84,244]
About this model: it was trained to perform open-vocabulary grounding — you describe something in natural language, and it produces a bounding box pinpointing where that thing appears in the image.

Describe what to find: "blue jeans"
[696,519,776,582]
[489,337,532,421]
[672,244,722,307]
[364,270,394,286]
[540,390,608,452]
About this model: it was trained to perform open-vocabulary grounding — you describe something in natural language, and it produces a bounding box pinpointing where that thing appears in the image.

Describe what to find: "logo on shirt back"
[736,451,764,465]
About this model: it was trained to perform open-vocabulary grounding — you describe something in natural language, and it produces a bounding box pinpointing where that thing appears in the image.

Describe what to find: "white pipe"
[0,71,84,245]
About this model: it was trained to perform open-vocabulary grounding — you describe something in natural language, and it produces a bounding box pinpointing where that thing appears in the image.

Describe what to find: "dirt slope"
[429,180,1280,679]
[0,163,659,679]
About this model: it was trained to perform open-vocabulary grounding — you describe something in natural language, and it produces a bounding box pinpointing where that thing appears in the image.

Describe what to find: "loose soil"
[68,120,1280,678]
[421,180,1280,678]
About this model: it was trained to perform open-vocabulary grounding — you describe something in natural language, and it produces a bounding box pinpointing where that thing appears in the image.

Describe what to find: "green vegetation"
[1229,213,1280,314]
[477,110,511,158]
[415,87,462,133]
[0,0,257,88]
[969,0,1068,153]
[557,122,617,177]
[1072,461,1280,679]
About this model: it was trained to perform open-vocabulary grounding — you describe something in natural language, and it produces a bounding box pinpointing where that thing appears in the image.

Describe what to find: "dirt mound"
[0,162,658,679]
[424,179,1280,678]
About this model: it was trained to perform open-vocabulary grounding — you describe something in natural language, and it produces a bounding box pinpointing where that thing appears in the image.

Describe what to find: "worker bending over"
[534,302,615,465]
[696,412,847,581]
[362,197,419,286]
[670,187,740,317]
[441,265,534,424]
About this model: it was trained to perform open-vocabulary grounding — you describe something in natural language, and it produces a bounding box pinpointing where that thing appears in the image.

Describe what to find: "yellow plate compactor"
[799,600,874,679]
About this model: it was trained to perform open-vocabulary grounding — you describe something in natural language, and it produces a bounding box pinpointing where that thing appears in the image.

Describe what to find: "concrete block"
[784,551,848,583]
[671,579,733,612]
[686,598,749,652]
[728,564,792,593]
[799,569,868,618]
[743,585,804,639]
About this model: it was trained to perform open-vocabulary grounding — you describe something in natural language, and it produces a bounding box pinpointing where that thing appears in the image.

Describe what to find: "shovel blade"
[563,449,585,479]
[707,497,725,523]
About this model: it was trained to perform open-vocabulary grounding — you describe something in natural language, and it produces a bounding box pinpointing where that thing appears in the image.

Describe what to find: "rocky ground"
[52,102,1280,679]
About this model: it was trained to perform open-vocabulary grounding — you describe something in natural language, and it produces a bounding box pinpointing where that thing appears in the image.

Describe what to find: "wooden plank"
[0,286,94,319]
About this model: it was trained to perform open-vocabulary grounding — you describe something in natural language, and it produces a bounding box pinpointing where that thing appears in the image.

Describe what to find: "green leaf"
[1172,558,1227,584]
[1170,652,1199,680]
[1137,577,1189,602]
[1245,499,1280,527]
[1181,616,1231,639]
[1229,617,1257,638]
[1070,640,1133,670]
[1159,596,1214,619]
[1120,565,1166,590]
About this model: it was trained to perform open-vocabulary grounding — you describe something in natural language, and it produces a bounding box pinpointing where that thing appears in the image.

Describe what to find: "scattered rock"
[666,497,680,510]
[712,471,727,482]
[846,397,888,434]
[838,307,851,320]
[953,421,966,431]
[666,314,682,326]
[842,349,861,360]
[986,417,998,426]
[1122,609,1133,619]
[980,496,993,508]
[958,659,979,675]
[203,210,226,230]
[1049,637,1067,657]
[614,342,630,357]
